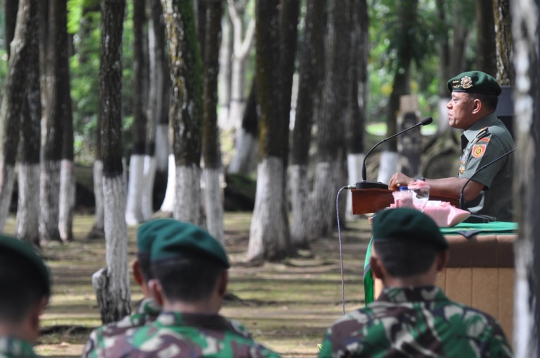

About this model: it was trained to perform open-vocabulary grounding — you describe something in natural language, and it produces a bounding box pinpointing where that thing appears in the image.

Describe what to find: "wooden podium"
[350,188,459,215]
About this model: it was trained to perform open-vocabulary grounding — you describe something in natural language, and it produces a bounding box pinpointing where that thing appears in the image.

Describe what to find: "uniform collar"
[377,286,449,304]
[463,112,499,142]
[0,336,37,358]
[156,312,242,334]
[137,297,162,316]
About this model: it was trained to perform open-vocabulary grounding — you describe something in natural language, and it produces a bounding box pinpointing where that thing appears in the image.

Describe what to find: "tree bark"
[4,0,19,56]
[202,0,224,242]
[511,0,539,355]
[162,0,204,225]
[309,0,350,239]
[126,0,148,225]
[95,0,131,322]
[476,0,497,76]
[494,0,515,85]
[290,0,323,247]
[248,0,290,262]
[0,0,39,234]
[436,0,451,133]
[217,12,232,128]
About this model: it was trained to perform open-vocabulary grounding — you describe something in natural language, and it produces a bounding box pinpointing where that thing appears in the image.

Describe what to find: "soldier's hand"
[388,173,413,191]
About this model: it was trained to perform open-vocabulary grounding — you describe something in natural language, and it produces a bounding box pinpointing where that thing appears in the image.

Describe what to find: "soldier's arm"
[389,174,484,202]
[317,335,334,358]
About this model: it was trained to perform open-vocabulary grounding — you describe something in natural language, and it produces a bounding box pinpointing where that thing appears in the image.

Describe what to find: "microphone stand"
[459,148,515,223]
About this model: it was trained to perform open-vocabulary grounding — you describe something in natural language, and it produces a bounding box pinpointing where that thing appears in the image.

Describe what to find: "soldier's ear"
[217,270,229,297]
[435,251,450,272]
[132,260,143,286]
[370,256,385,280]
[471,98,482,114]
[148,279,165,305]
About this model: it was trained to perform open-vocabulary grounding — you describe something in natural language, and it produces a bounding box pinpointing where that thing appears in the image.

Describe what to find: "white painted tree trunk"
[94,175,131,323]
[0,162,15,231]
[229,57,247,131]
[141,155,156,221]
[39,160,61,242]
[125,155,145,225]
[160,154,176,213]
[174,164,202,225]
[203,167,224,243]
[16,163,40,245]
[58,159,76,242]
[437,98,450,134]
[218,15,232,129]
[290,164,310,247]
[90,160,105,237]
[248,157,288,261]
[377,150,399,184]
[347,153,364,218]
[308,161,338,239]
[227,128,257,174]
[155,124,169,173]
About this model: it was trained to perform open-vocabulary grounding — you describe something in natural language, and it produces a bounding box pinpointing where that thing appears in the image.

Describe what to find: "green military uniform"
[448,71,515,221]
[458,112,514,221]
[97,312,279,357]
[0,337,37,358]
[318,286,512,358]
[82,298,162,358]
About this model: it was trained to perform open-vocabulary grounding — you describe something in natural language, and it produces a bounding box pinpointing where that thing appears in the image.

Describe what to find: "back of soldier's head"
[372,209,448,278]
[150,221,230,303]
[0,236,50,325]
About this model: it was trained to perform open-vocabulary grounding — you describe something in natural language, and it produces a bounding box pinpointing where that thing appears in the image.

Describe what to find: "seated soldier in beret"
[389,71,515,222]
[0,235,51,358]
[318,208,512,358]
[82,219,177,357]
[97,221,281,358]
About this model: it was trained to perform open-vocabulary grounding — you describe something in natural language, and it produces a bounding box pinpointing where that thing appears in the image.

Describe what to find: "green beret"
[447,71,502,96]
[0,235,51,295]
[150,220,230,268]
[137,218,180,254]
[372,208,448,250]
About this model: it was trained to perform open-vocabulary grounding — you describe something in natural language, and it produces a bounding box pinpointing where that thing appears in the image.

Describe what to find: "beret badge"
[461,76,473,89]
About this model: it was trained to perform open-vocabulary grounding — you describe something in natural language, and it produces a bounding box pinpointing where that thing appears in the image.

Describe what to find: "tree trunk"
[202,0,224,242]
[494,0,515,85]
[248,0,290,262]
[38,0,49,117]
[290,0,323,247]
[94,0,131,323]
[126,0,148,225]
[4,0,19,56]
[476,0,497,76]
[162,0,204,226]
[159,154,176,213]
[218,12,232,128]
[309,0,350,239]
[511,0,539,355]
[40,0,71,243]
[436,0,450,134]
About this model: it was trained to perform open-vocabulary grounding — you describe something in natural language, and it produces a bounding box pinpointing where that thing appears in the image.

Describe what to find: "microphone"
[459,148,515,222]
[356,116,433,190]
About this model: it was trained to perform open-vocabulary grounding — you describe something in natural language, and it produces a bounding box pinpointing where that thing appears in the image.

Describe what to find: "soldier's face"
[447,92,475,130]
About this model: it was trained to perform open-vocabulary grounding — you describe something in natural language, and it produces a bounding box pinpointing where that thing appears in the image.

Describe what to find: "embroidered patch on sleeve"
[472,144,487,158]
[478,137,491,143]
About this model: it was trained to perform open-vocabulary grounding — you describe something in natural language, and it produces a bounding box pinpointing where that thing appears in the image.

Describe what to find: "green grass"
[4,213,372,358]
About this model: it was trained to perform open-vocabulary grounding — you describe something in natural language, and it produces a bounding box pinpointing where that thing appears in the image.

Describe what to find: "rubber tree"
[247,0,290,262]
[308,0,350,240]
[125,0,148,225]
[511,0,539,355]
[217,10,232,127]
[476,0,497,76]
[162,0,204,225]
[202,0,225,242]
[16,0,41,246]
[0,0,39,235]
[92,0,131,323]
[494,0,515,85]
[4,0,19,56]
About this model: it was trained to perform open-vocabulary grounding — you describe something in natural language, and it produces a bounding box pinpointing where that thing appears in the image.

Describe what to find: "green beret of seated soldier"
[372,208,449,251]
[150,220,230,268]
[447,70,502,96]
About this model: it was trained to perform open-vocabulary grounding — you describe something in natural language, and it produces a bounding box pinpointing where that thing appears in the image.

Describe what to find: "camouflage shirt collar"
[378,286,448,304]
[137,297,162,316]
[0,336,37,358]
[463,112,499,142]
[156,312,245,335]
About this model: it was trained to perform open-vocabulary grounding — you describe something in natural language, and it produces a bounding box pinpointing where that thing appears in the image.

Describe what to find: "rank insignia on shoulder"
[472,144,487,158]
[478,137,491,143]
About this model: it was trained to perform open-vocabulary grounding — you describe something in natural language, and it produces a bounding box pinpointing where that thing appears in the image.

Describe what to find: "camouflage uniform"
[458,112,514,221]
[97,311,281,357]
[82,298,161,358]
[319,286,512,358]
[0,337,37,358]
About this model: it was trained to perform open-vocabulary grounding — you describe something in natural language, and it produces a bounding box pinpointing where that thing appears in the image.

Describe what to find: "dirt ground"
[3,212,372,358]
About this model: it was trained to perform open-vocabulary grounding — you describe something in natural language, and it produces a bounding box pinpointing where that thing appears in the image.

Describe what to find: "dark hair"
[151,257,224,303]
[137,253,153,282]
[0,255,49,323]
[468,93,498,111]
[373,241,440,278]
